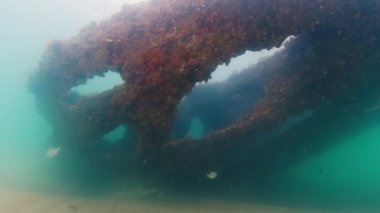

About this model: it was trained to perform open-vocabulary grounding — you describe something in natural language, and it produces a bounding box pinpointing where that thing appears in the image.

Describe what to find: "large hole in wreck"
[171,47,282,140]
[70,70,124,96]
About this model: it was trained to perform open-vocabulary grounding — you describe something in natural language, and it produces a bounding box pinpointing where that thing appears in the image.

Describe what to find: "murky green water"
[1,0,380,212]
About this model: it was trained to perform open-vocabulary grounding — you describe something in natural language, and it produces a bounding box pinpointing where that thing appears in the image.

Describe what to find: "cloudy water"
[1,0,380,212]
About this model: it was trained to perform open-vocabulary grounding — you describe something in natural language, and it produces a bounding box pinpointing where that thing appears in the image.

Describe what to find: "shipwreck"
[28,0,380,185]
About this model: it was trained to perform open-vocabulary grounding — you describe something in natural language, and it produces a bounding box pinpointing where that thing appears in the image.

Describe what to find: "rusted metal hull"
[28,0,380,182]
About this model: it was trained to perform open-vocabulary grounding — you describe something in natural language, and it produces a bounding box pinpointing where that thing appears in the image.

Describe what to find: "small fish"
[104,38,113,43]
[46,147,61,158]
[206,171,218,179]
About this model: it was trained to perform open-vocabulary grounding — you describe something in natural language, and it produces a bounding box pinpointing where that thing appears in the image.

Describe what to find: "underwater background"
[1,0,380,212]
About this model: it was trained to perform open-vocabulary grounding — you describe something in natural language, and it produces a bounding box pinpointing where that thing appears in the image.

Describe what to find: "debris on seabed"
[45,147,61,158]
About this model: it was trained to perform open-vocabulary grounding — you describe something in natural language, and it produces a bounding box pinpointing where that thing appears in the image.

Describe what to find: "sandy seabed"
[0,185,376,213]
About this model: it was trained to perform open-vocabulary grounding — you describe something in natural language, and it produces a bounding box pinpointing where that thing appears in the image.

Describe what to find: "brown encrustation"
[29,0,380,181]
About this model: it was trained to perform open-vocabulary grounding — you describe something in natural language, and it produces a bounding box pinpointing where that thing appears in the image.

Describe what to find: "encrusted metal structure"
[29,0,380,181]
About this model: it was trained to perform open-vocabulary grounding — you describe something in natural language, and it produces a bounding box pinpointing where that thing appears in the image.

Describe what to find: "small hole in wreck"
[102,124,136,147]
[103,125,127,143]
[70,70,124,96]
